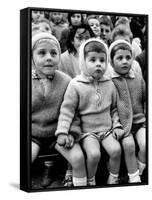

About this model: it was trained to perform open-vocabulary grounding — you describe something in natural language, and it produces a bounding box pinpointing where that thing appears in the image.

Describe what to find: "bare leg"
[102,134,121,174]
[82,136,101,180]
[122,134,138,174]
[55,143,86,179]
[135,127,146,163]
[32,141,40,163]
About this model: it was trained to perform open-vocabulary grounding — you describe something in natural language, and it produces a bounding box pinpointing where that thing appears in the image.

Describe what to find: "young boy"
[109,39,146,182]
[55,38,124,186]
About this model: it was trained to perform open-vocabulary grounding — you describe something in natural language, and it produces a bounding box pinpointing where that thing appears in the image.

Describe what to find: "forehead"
[35,39,58,50]
[114,49,132,56]
[100,24,111,31]
[87,51,106,57]
[72,13,81,17]
[88,18,99,24]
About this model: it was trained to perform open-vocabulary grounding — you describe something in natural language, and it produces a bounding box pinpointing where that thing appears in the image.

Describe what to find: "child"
[32,32,87,187]
[32,18,53,36]
[87,15,101,39]
[60,13,84,53]
[55,38,124,185]
[99,15,113,46]
[49,12,68,42]
[59,24,95,78]
[109,39,146,182]
[106,24,142,77]
[32,10,45,24]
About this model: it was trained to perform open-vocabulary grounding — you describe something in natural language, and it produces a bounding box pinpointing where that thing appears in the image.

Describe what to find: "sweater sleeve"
[111,83,123,130]
[55,80,79,136]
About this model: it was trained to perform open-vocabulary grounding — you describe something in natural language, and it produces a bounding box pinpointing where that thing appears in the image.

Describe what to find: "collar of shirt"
[32,69,54,80]
[111,68,135,79]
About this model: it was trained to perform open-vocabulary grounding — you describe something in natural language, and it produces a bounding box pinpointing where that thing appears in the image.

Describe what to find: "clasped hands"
[57,134,74,149]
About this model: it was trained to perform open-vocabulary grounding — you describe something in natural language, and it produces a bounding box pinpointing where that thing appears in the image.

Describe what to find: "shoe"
[63,175,73,187]
[107,175,119,184]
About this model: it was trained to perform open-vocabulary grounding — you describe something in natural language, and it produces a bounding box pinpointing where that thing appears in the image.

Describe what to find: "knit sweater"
[32,70,71,139]
[55,73,122,136]
[111,70,146,137]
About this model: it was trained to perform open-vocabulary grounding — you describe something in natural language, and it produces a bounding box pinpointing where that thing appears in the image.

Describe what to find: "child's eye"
[117,56,123,60]
[126,55,131,60]
[38,50,46,56]
[90,58,96,62]
[100,58,105,62]
[50,50,57,56]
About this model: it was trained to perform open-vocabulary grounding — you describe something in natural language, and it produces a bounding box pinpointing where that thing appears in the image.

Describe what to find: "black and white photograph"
[20,7,148,192]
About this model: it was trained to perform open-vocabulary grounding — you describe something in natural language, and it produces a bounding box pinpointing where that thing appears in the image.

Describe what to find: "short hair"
[84,41,107,58]
[111,24,133,42]
[110,43,132,61]
[99,16,113,30]
[67,24,95,54]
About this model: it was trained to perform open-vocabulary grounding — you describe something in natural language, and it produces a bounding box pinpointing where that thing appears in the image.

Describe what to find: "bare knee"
[71,152,85,170]
[87,150,101,164]
[123,140,136,156]
[109,145,121,159]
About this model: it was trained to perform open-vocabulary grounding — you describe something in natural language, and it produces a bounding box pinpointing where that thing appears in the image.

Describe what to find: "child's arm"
[55,80,79,139]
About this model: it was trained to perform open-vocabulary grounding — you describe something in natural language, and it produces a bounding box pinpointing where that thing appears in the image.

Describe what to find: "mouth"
[44,65,53,68]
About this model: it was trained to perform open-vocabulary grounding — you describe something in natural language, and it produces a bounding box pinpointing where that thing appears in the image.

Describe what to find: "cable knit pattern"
[112,73,145,137]
[32,70,71,138]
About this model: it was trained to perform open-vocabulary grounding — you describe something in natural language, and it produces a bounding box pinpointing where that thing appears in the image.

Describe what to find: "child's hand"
[65,134,74,148]
[112,128,125,140]
[57,134,69,147]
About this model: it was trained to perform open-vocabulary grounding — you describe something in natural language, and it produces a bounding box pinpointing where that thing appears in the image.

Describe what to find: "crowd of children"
[31,10,147,188]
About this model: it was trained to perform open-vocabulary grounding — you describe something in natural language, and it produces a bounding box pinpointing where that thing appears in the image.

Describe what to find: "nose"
[46,53,52,61]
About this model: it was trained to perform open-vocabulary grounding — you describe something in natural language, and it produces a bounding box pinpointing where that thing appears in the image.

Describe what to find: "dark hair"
[84,41,107,58]
[68,13,84,26]
[67,24,95,55]
[110,43,132,61]
[111,24,133,42]
[99,16,113,30]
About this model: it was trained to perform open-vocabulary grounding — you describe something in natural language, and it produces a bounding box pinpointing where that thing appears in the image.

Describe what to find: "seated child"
[32,32,85,187]
[109,39,146,182]
[55,38,124,186]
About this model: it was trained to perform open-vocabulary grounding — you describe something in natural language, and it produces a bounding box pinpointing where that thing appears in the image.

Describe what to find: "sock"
[65,169,72,177]
[107,172,119,184]
[87,176,96,186]
[128,170,141,183]
[137,159,146,175]
[73,176,87,186]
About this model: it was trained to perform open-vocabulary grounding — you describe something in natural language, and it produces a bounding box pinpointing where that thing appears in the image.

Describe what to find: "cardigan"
[32,70,71,139]
[111,70,146,137]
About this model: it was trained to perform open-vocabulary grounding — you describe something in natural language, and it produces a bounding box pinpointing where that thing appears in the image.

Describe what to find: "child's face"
[71,14,82,26]
[33,40,60,77]
[112,49,132,75]
[51,12,63,23]
[73,28,91,52]
[32,11,45,23]
[100,24,111,43]
[88,18,101,37]
[85,51,107,79]
[32,23,52,36]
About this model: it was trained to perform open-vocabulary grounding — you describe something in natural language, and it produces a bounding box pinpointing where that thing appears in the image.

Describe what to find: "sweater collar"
[111,68,135,79]
[32,69,55,80]
[76,72,110,83]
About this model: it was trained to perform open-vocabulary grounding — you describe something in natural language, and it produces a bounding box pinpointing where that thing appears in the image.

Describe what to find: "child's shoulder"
[55,70,71,82]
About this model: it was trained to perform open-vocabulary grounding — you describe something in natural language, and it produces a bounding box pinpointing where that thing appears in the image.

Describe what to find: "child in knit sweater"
[32,32,87,187]
[32,32,72,162]
[109,39,146,183]
[55,38,124,186]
